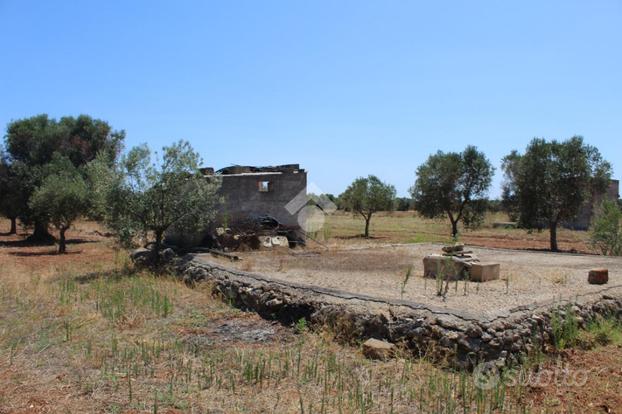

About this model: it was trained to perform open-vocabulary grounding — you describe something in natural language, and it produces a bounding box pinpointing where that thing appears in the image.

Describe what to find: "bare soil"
[209,244,622,319]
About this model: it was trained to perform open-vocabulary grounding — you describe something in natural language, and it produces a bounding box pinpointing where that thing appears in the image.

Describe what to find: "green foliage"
[590,199,622,256]
[551,306,580,350]
[339,175,396,237]
[584,315,622,346]
[90,140,221,256]
[502,136,611,251]
[395,197,414,211]
[29,156,90,253]
[5,114,124,167]
[295,318,308,334]
[411,146,494,237]
[2,114,124,238]
[0,151,27,230]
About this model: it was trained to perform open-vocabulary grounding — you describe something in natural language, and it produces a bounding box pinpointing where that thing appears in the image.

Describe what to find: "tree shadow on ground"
[333,235,385,240]
[9,250,82,257]
[0,238,96,248]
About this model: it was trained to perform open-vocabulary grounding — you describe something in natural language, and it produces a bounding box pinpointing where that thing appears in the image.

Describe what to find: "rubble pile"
[208,215,302,252]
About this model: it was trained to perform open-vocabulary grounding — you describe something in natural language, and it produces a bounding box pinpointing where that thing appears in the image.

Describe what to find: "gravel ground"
[204,244,622,319]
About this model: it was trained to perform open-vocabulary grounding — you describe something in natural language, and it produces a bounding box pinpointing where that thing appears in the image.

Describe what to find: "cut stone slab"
[271,236,290,248]
[469,263,501,282]
[442,243,465,253]
[259,235,290,249]
[362,338,395,360]
[588,268,608,285]
[423,254,469,280]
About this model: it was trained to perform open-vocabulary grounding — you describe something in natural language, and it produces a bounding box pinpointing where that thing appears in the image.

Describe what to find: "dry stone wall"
[175,254,622,370]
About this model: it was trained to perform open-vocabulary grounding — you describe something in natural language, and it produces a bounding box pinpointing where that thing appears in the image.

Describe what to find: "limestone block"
[423,255,468,280]
[469,263,500,282]
[362,338,395,360]
[588,268,608,285]
[271,236,289,248]
[260,236,273,248]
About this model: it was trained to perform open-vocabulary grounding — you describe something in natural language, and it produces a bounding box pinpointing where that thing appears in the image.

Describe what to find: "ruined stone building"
[165,164,308,248]
[564,179,620,230]
[203,164,308,229]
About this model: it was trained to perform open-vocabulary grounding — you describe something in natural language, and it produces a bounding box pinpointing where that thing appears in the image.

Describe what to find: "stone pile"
[423,244,500,282]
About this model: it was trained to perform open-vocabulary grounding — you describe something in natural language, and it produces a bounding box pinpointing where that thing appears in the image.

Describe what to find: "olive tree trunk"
[9,217,17,235]
[27,220,55,244]
[58,227,67,254]
[364,215,372,238]
[549,221,559,252]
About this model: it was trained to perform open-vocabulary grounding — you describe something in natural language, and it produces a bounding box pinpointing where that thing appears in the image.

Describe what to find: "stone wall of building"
[216,167,307,228]
[165,165,307,248]
[564,179,620,230]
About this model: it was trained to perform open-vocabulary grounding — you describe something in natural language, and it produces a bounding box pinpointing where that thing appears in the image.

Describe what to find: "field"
[1,217,621,413]
[210,244,622,320]
[321,211,591,253]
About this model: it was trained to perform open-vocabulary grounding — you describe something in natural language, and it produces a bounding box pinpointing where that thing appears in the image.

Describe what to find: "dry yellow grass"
[0,218,619,413]
[321,211,591,253]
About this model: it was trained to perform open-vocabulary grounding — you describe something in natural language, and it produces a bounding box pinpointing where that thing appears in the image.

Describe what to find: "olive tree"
[502,136,611,252]
[339,175,396,238]
[590,200,622,256]
[91,140,221,261]
[0,152,26,234]
[411,146,494,238]
[3,114,124,241]
[29,157,89,253]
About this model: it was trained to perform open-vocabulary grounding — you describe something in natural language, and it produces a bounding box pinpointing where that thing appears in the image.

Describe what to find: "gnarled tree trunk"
[8,217,17,235]
[364,215,371,238]
[58,227,67,254]
[27,220,55,244]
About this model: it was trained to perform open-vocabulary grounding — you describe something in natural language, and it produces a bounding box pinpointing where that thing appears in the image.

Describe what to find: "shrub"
[590,200,622,256]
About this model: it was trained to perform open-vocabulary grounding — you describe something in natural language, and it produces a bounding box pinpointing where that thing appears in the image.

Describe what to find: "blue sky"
[1,1,620,197]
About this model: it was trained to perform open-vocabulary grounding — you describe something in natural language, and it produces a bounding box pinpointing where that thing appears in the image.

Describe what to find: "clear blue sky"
[1,1,620,197]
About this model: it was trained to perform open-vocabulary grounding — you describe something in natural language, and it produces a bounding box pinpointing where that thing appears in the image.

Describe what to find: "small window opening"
[258,181,271,192]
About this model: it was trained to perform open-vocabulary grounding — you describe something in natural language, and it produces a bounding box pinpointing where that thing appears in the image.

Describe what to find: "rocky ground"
[206,243,622,319]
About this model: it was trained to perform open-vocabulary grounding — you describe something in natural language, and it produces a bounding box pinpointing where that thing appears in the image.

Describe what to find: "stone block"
[423,255,468,280]
[271,236,290,248]
[469,263,500,282]
[588,268,608,285]
[362,338,395,360]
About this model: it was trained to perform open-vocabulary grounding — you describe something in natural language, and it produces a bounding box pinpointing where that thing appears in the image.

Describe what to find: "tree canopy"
[2,114,124,241]
[90,140,221,261]
[502,136,611,251]
[339,175,395,238]
[411,146,494,237]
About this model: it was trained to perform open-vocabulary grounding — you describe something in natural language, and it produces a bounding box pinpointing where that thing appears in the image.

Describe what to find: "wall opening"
[258,181,272,192]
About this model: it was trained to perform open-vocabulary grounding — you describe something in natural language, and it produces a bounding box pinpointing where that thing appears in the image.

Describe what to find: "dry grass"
[322,211,591,253]
[0,218,620,413]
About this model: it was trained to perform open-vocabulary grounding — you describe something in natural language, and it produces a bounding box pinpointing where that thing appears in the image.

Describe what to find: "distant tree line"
[334,138,614,251]
[0,114,617,254]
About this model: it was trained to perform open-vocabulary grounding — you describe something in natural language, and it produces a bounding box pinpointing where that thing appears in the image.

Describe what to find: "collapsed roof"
[200,164,304,176]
